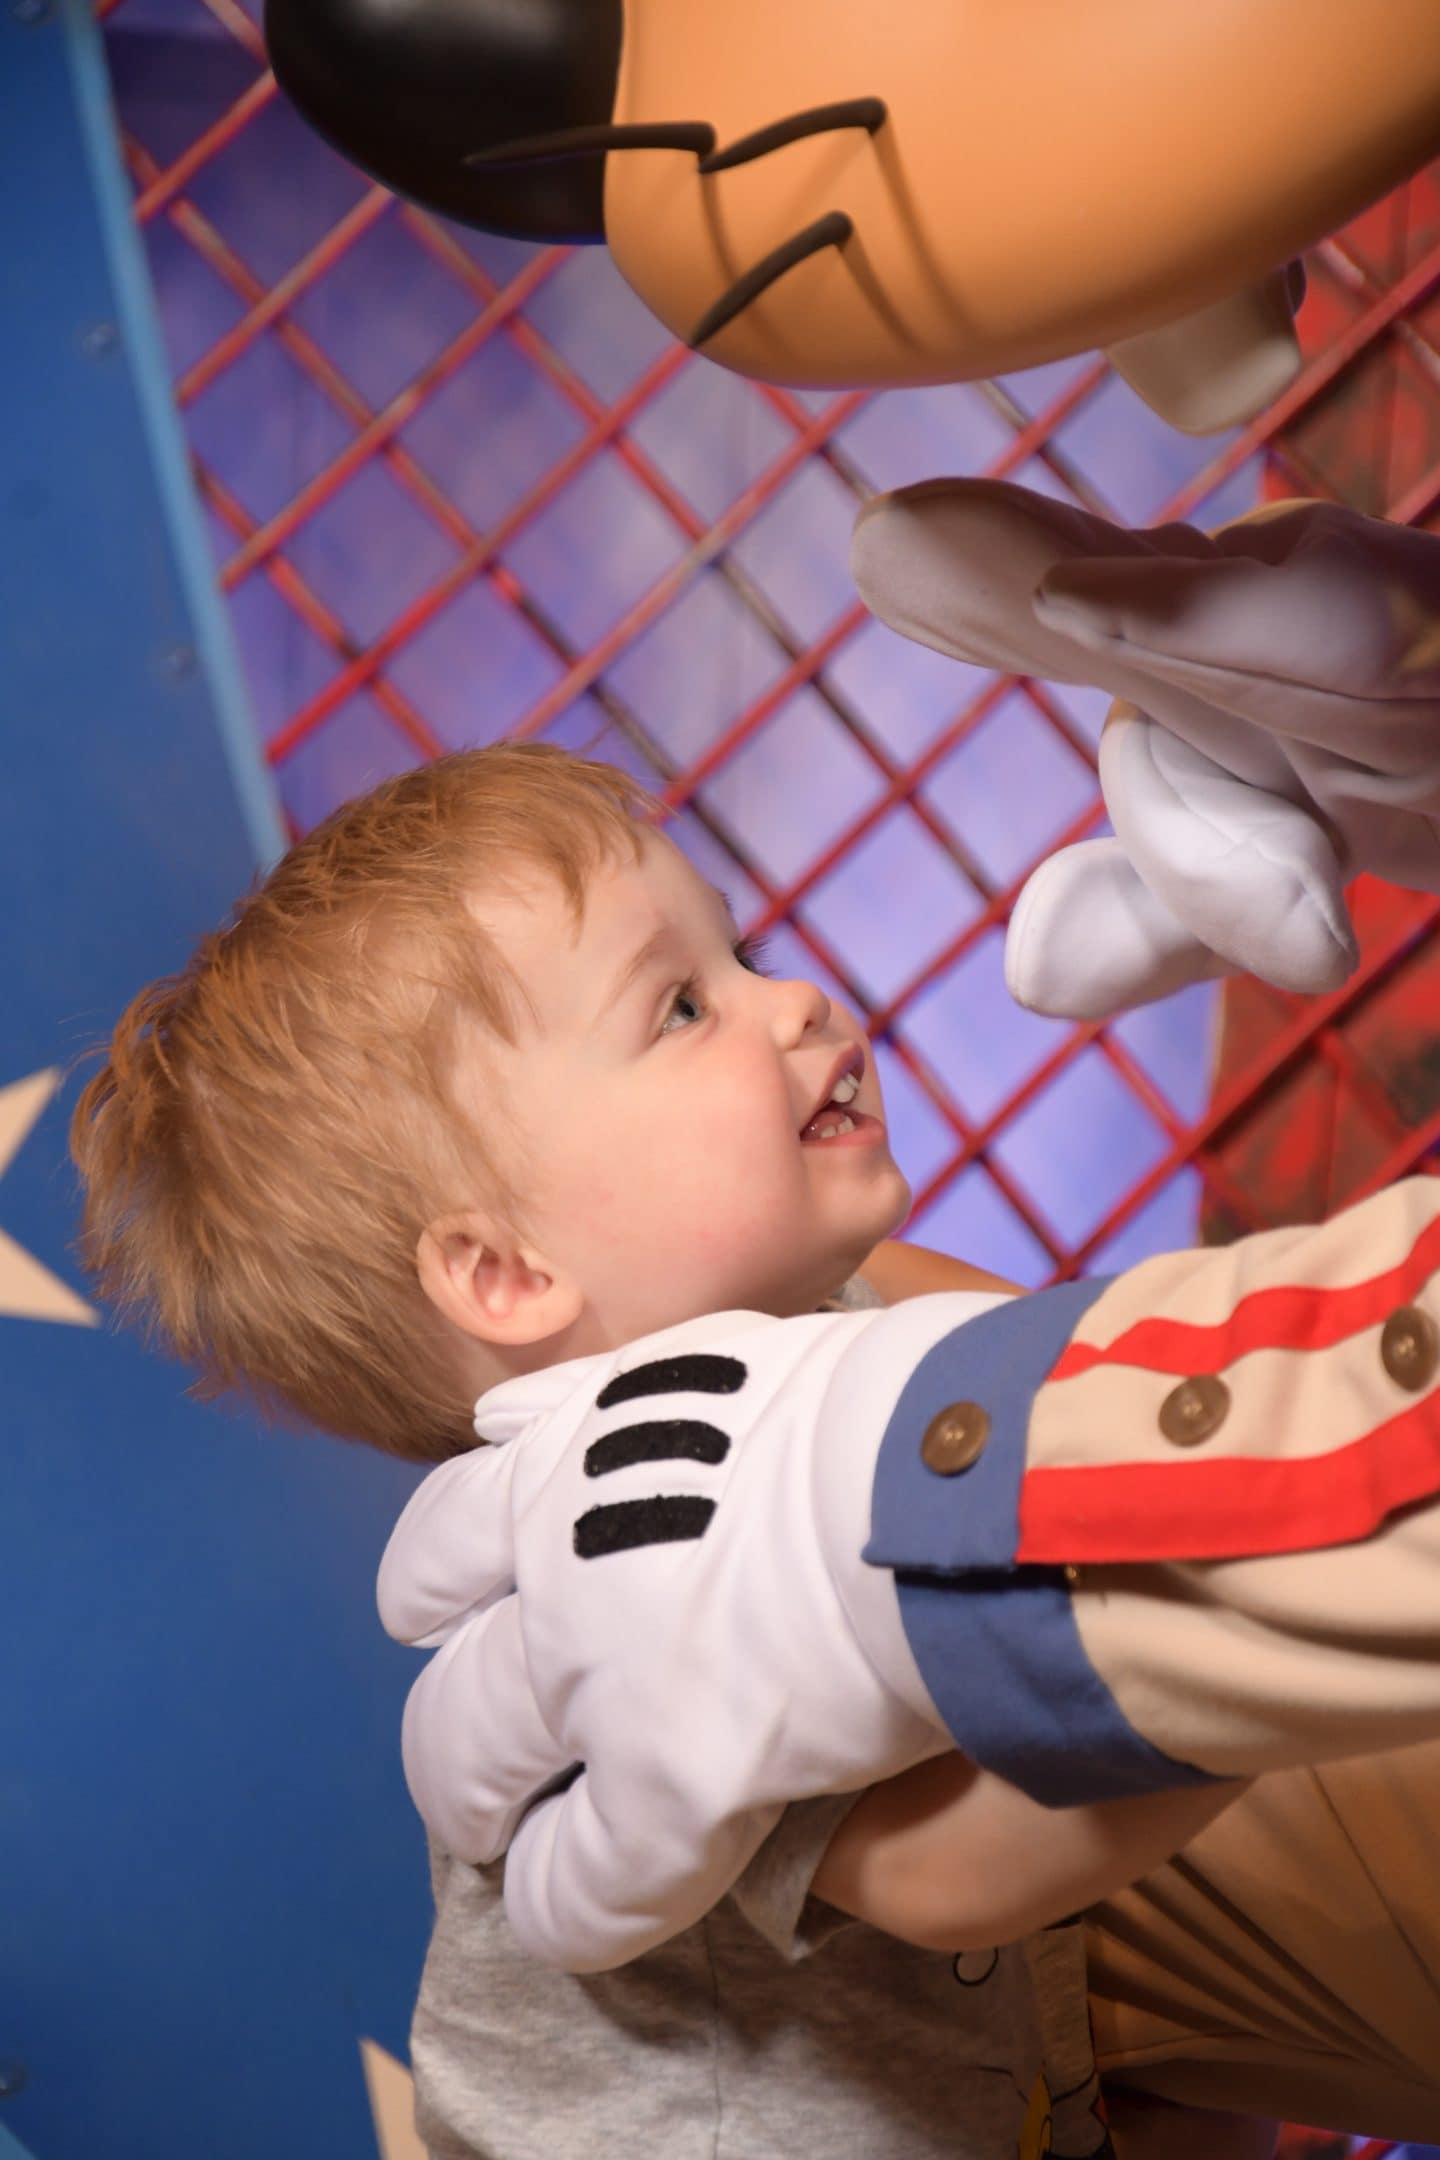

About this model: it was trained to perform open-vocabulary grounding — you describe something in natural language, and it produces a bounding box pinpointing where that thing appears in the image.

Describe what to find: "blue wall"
[1,6,430,2153]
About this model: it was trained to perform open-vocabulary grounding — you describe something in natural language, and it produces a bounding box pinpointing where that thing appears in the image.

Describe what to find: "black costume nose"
[264,0,624,241]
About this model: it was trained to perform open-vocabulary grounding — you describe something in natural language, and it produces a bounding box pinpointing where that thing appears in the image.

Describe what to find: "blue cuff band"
[896,1567,1219,1804]
[865,1282,1107,1575]
[866,1281,1219,1803]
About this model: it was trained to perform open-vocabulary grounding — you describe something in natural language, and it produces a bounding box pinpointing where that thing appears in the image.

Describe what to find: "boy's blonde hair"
[71,745,654,1462]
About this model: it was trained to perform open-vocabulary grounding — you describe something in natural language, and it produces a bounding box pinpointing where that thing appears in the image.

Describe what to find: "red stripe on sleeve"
[1049,1206,1440,1383]
[1016,1390,1440,1565]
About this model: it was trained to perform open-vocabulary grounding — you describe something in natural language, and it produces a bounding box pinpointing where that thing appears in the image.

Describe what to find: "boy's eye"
[657,939,769,1036]
[660,984,706,1034]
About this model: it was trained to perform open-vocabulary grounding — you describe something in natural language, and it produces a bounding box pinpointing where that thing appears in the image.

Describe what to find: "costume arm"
[393,1180,1440,1971]
[867,1178,1440,1799]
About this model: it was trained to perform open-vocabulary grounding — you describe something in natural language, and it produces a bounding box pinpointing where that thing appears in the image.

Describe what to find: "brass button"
[1158,1374,1231,1447]
[1380,1304,1438,1392]
[921,1401,990,1475]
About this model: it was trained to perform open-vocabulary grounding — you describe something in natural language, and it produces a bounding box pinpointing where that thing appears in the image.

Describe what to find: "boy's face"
[466,831,911,1344]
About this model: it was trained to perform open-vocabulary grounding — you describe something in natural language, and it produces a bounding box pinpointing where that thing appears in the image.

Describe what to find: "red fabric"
[1048,1211,1440,1383]
[1016,1390,1440,1564]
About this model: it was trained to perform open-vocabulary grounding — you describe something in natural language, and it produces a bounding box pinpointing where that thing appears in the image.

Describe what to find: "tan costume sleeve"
[1038,1179,1440,1775]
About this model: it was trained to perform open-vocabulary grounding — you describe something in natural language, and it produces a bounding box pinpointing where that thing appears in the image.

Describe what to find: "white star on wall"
[0,1069,97,1328]
[361,2039,427,2160]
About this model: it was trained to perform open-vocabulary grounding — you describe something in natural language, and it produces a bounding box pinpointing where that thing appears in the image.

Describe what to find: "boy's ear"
[416,1212,583,1348]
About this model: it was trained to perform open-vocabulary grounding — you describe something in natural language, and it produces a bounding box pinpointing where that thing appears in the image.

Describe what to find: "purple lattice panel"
[103,0,1440,1293]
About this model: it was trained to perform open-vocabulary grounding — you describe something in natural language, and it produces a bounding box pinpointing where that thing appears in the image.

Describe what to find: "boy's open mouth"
[800,1051,869,1144]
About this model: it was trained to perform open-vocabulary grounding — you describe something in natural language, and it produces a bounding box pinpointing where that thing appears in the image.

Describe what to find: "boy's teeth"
[832,1071,860,1105]
[810,1114,856,1140]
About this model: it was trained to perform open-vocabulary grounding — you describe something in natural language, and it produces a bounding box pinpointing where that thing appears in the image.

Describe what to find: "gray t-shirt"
[412,1807,1108,2160]
[408,1278,1109,2159]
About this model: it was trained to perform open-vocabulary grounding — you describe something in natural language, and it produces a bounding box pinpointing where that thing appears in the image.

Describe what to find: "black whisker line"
[585,1420,730,1478]
[465,121,715,172]
[699,97,887,176]
[688,211,853,349]
[597,1353,747,1408]
[574,1495,715,1559]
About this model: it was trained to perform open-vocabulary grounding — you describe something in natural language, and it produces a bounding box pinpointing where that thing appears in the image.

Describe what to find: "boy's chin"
[867,1164,914,1242]
[833,1176,915,1277]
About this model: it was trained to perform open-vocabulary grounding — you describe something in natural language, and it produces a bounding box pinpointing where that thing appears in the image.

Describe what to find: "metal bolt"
[157,642,197,682]
[79,320,119,360]
[0,2057,27,2098]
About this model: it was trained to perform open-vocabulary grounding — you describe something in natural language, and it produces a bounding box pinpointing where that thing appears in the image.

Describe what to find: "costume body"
[380,1175,1440,1973]
[1089,1739,1440,2145]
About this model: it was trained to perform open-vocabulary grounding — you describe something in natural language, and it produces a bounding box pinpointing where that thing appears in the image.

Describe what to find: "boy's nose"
[769,973,831,1045]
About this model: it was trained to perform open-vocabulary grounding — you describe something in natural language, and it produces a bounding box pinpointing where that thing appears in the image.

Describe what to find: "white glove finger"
[1005,839,1230,1019]
[851,477,1214,688]
[400,1593,573,1865]
[1104,266,1301,436]
[502,1771,781,1972]
[1102,711,1359,995]
[377,1438,519,1648]
[1037,519,1440,761]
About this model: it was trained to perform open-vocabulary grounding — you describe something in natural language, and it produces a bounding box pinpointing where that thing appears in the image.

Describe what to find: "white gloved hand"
[851,481,1440,1018]
[376,1301,998,1971]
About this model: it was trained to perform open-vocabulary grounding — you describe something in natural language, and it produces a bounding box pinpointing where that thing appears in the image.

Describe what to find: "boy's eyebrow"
[604,926,676,1014]
[600,889,738,1017]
